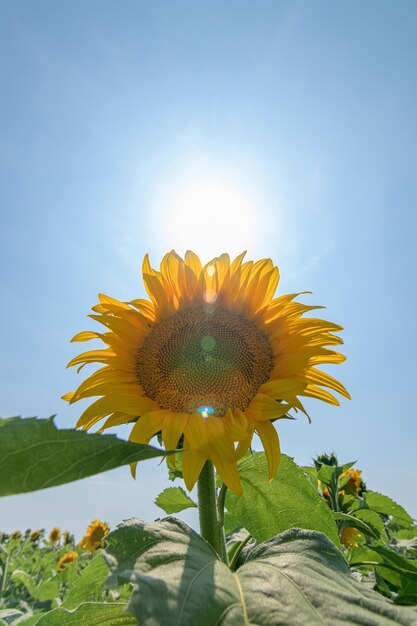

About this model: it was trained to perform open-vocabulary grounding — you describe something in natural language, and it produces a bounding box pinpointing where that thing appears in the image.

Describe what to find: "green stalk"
[229,532,252,571]
[217,483,228,564]
[197,461,223,558]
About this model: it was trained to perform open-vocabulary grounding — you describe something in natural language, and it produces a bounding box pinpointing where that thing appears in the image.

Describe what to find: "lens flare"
[198,406,215,419]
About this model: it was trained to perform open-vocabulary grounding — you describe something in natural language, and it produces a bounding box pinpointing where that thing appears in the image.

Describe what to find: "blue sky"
[1,1,416,538]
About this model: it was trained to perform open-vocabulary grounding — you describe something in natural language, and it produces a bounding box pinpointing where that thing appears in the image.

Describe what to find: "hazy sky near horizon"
[1,1,416,538]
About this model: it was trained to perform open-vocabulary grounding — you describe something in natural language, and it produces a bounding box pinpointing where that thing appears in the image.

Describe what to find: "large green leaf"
[0,417,170,496]
[34,603,136,625]
[154,486,197,514]
[225,452,340,547]
[104,518,417,625]
[62,557,109,609]
[365,492,414,526]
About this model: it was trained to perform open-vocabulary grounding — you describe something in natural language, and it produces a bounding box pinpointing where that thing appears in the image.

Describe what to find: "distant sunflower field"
[1,438,417,625]
[0,519,129,625]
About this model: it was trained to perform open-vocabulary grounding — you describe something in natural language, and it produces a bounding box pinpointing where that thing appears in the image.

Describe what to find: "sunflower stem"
[197,461,223,559]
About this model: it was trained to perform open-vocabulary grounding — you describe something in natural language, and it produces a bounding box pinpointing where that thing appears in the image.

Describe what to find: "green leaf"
[341,461,357,472]
[353,508,386,539]
[396,527,417,540]
[223,511,240,536]
[104,518,417,625]
[300,465,318,484]
[36,577,61,602]
[365,492,414,526]
[10,571,60,603]
[226,452,341,547]
[154,487,197,514]
[395,574,417,606]
[17,616,40,626]
[0,609,33,625]
[350,542,417,598]
[167,452,183,480]
[340,493,358,512]
[62,557,109,609]
[371,545,417,578]
[0,417,171,496]
[339,473,354,488]
[395,595,417,606]
[10,570,37,599]
[34,603,136,625]
[317,463,336,484]
[332,512,379,539]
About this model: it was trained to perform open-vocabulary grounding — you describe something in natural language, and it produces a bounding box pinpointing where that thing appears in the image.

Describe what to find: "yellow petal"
[143,273,175,315]
[184,250,203,278]
[61,392,75,402]
[70,367,136,402]
[305,368,351,400]
[255,421,281,480]
[75,397,115,429]
[162,412,189,465]
[75,394,157,429]
[182,445,206,491]
[129,298,156,320]
[128,410,165,444]
[98,293,132,312]
[142,253,158,278]
[210,451,242,496]
[205,417,236,459]
[259,378,306,400]
[234,433,253,461]
[73,382,143,403]
[302,384,340,406]
[71,331,101,343]
[224,408,249,440]
[246,394,291,421]
[98,413,135,432]
[67,349,115,369]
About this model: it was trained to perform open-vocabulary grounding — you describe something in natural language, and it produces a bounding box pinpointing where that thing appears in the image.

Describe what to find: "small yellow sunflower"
[63,530,73,545]
[80,519,110,551]
[30,530,41,541]
[57,551,78,571]
[340,468,363,496]
[49,527,61,544]
[10,531,22,540]
[340,526,363,548]
[64,251,349,495]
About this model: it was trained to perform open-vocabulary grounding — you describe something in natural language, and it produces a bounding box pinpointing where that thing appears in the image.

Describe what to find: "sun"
[156,175,260,260]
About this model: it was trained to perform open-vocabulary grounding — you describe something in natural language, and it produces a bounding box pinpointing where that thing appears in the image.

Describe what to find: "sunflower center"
[135,307,274,415]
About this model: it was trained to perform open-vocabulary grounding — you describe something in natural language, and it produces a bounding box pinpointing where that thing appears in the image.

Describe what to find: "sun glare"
[155,175,260,260]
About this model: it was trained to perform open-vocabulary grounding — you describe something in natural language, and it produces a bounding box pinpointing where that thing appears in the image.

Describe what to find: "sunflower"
[340,468,364,496]
[64,251,349,495]
[30,530,42,541]
[10,531,22,540]
[323,468,364,499]
[57,551,78,571]
[63,530,74,545]
[80,519,110,551]
[340,526,363,548]
[49,527,61,544]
